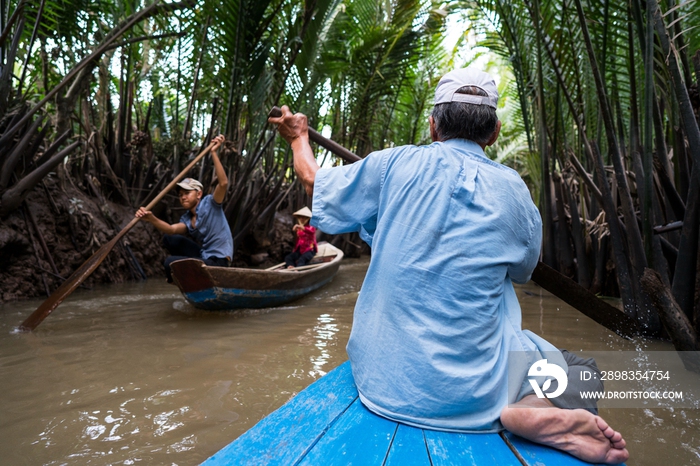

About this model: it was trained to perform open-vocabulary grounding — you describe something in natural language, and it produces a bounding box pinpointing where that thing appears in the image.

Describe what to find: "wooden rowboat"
[170,242,344,310]
[203,361,624,465]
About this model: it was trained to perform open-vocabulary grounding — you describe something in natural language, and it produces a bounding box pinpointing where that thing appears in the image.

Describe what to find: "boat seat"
[202,361,620,465]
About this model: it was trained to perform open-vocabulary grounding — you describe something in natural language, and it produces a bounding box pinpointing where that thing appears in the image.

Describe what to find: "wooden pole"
[531,262,639,338]
[268,107,361,163]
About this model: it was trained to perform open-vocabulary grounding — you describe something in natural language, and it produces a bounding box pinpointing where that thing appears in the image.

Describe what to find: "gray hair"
[430,86,498,144]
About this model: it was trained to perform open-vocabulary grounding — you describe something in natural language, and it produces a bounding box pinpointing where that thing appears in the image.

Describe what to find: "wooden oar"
[268,106,361,163]
[18,142,216,332]
[268,106,639,339]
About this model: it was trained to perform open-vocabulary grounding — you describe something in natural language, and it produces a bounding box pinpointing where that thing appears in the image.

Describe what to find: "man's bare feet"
[501,395,629,464]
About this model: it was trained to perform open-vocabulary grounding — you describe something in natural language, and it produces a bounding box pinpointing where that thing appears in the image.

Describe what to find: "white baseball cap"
[176,178,204,191]
[434,67,498,108]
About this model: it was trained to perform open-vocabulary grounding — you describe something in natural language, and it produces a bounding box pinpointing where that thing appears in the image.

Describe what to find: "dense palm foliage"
[0,0,455,214]
[460,0,700,350]
[0,0,454,296]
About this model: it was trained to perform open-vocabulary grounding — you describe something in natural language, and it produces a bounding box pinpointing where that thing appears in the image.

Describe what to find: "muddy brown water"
[0,257,698,465]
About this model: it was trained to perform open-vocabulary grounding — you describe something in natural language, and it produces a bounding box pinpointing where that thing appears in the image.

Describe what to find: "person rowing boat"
[269,66,628,464]
[135,135,233,283]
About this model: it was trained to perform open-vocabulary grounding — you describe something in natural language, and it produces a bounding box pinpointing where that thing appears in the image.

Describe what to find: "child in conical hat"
[285,207,318,269]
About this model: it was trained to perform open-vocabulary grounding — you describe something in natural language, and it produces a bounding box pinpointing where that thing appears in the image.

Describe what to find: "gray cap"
[434,67,498,108]
[176,177,204,191]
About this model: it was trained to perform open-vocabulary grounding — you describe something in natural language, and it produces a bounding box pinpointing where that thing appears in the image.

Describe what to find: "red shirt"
[294,225,318,254]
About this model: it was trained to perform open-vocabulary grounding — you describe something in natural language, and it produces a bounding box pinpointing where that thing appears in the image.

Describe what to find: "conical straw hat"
[293,206,312,218]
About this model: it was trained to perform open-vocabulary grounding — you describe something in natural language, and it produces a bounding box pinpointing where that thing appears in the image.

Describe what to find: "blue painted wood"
[384,424,431,466]
[204,361,618,465]
[297,399,398,465]
[202,362,358,465]
[184,275,335,310]
[504,432,625,466]
[425,430,521,466]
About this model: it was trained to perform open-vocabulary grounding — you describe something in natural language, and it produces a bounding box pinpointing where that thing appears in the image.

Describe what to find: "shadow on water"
[0,257,698,465]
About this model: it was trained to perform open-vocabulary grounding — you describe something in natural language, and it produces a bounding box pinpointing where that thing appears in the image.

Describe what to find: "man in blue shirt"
[136,135,234,282]
[269,68,628,464]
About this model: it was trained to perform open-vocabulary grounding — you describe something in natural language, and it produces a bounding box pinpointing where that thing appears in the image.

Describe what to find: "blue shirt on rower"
[311,138,563,433]
[180,194,233,260]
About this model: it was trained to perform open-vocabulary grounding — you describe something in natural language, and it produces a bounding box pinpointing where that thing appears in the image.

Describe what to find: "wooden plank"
[264,262,286,271]
[425,429,521,466]
[279,261,332,272]
[202,362,358,465]
[205,359,617,466]
[385,424,432,466]
[503,432,623,466]
[297,398,398,465]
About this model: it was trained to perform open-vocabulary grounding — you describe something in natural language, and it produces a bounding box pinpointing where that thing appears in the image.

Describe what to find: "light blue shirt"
[180,194,234,260]
[312,139,561,432]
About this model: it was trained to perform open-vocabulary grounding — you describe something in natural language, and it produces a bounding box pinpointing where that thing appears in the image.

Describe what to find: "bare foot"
[501,395,629,464]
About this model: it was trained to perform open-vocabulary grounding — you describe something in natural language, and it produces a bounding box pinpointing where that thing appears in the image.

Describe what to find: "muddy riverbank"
[0,174,299,304]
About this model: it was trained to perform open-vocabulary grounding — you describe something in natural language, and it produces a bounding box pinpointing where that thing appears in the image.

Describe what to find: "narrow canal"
[0,257,698,465]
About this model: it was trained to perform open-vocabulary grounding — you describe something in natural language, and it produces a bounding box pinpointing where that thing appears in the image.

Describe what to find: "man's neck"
[190,200,199,215]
